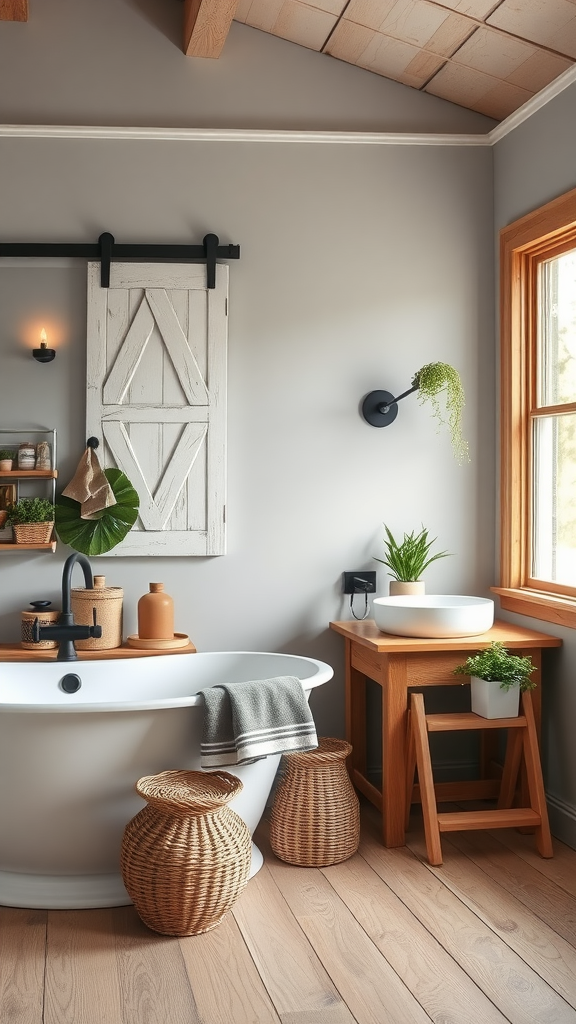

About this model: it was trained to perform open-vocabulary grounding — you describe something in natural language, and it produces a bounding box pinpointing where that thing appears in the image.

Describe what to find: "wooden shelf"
[0,470,57,478]
[0,642,197,661]
[0,541,56,552]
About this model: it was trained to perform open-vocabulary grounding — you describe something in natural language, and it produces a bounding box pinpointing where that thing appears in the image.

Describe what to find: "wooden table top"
[329,619,562,654]
[0,642,196,662]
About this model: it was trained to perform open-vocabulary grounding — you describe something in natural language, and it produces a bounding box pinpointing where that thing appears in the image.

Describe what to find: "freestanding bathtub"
[0,651,333,909]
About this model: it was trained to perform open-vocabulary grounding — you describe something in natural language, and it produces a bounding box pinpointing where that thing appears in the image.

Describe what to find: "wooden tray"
[126,632,191,650]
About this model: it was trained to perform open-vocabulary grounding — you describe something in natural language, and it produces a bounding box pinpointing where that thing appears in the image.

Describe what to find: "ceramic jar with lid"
[21,600,59,650]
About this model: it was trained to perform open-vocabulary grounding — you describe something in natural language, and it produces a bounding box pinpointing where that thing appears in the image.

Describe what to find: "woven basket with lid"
[121,769,251,936]
[71,575,123,650]
[270,737,360,867]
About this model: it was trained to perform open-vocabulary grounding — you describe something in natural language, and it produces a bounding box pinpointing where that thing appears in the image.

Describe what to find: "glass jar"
[17,442,36,470]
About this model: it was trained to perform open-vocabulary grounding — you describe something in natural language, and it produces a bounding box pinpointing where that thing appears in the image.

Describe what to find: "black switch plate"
[342,571,377,594]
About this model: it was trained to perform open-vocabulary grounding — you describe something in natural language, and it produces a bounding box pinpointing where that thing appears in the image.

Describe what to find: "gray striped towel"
[198,675,318,767]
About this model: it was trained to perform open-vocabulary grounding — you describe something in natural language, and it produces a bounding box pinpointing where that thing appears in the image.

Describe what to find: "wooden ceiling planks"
[183,0,240,58]
[0,0,27,21]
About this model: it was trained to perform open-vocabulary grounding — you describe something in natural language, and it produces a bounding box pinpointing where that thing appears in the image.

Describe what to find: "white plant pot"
[470,676,520,719]
[388,580,425,596]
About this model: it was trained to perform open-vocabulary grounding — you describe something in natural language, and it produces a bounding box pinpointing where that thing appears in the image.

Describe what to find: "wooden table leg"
[344,639,367,778]
[381,656,409,847]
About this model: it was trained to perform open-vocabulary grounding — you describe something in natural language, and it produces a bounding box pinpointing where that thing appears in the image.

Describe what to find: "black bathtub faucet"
[32,552,102,662]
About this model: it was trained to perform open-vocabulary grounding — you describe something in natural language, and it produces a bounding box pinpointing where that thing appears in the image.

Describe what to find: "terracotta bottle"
[137,583,174,640]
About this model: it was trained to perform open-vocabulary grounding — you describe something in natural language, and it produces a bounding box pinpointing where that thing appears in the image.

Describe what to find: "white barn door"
[86,262,227,556]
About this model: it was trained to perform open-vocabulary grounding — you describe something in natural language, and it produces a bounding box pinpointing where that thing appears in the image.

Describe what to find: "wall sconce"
[32,329,56,363]
[361,382,419,427]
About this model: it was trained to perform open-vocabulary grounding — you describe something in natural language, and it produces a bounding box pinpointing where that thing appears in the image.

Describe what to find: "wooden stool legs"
[408,690,553,866]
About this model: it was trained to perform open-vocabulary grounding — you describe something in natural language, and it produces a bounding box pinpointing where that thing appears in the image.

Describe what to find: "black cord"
[349,581,370,621]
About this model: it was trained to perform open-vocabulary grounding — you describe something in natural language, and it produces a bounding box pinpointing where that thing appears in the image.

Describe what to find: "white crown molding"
[0,124,491,145]
[0,61,574,148]
[488,63,576,144]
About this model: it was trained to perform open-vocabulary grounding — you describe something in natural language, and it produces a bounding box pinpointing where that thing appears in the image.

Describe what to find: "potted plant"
[412,362,469,464]
[6,496,55,544]
[0,450,15,472]
[453,641,535,719]
[374,524,451,595]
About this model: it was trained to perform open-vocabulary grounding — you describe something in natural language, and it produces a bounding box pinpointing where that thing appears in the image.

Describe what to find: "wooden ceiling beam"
[183,0,239,58]
[0,0,28,21]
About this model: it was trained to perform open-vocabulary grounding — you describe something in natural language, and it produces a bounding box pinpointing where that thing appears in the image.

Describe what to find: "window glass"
[537,249,576,408]
[532,413,576,585]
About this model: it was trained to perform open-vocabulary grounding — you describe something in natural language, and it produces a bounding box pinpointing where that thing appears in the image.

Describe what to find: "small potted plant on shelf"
[6,497,56,545]
[374,524,451,595]
[453,641,536,719]
[0,450,15,472]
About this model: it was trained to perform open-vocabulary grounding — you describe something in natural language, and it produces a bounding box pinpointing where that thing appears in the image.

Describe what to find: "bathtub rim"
[0,650,334,713]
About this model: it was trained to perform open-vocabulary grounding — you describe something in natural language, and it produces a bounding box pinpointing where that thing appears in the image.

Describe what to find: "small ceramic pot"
[389,580,426,596]
[0,459,13,472]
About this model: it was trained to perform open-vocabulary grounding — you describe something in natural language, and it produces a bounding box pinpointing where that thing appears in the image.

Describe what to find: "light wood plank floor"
[2,806,576,1024]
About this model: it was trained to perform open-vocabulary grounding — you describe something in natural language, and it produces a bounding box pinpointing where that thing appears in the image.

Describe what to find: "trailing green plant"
[412,362,469,464]
[55,468,139,556]
[6,496,55,525]
[374,524,451,582]
[453,641,535,691]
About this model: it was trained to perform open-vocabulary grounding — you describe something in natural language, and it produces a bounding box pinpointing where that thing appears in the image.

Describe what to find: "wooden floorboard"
[2,808,576,1023]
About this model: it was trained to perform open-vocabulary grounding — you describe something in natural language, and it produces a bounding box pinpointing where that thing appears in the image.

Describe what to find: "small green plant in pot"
[0,449,15,470]
[374,524,451,595]
[6,497,55,544]
[453,641,535,719]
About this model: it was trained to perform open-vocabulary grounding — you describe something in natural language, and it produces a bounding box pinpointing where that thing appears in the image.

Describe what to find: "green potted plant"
[412,362,469,464]
[374,524,451,595]
[453,641,535,718]
[0,449,15,472]
[6,496,55,544]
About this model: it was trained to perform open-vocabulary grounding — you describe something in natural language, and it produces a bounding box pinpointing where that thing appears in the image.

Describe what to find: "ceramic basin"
[372,595,494,639]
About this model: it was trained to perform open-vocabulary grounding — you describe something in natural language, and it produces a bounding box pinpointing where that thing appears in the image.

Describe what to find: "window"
[495,186,576,627]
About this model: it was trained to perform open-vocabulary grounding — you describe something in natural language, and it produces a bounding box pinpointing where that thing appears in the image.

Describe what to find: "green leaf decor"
[55,468,140,556]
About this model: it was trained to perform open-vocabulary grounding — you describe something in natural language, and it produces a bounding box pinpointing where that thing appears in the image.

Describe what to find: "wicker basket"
[270,737,360,867]
[13,521,54,544]
[71,576,123,650]
[121,769,251,936]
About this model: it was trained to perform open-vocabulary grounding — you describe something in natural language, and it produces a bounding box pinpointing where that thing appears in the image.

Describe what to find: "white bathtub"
[0,650,333,909]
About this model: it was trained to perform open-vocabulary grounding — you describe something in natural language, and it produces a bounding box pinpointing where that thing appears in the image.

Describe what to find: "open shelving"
[0,429,57,552]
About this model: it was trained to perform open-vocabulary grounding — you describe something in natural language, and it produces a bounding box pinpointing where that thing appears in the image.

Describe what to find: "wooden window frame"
[493,186,576,628]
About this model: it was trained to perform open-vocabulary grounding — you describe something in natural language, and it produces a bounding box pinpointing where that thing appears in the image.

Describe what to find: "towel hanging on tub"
[198,675,318,767]
[61,445,116,519]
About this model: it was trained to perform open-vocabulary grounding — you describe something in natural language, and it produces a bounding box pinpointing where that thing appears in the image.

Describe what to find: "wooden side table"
[329,619,562,848]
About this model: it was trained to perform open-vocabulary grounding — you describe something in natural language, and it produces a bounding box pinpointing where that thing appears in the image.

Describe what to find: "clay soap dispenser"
[128,583,190,649]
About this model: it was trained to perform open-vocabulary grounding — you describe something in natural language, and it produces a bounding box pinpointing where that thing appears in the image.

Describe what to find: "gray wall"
[0,0,495,743]
[494,81,576,846]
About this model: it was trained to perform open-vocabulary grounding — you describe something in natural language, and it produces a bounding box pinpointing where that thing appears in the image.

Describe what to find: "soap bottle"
[137,583,174,640]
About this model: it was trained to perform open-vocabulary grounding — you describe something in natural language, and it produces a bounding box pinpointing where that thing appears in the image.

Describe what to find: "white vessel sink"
[372,595,494,639]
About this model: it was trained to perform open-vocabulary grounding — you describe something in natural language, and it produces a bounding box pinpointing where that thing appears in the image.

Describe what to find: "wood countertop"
[329,619,562,653]
[0,642,196,661]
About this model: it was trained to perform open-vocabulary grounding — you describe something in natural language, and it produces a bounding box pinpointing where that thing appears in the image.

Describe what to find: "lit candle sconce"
[32,328,56,363]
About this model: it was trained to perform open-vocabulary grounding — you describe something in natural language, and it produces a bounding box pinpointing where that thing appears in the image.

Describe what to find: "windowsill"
[491,586,576,629]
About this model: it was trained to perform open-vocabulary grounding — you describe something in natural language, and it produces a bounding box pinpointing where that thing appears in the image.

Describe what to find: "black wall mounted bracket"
[0,232,240,289]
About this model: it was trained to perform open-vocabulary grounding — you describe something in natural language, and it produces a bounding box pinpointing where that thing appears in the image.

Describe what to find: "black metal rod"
[389,383,419,405]
[0,235,240,289]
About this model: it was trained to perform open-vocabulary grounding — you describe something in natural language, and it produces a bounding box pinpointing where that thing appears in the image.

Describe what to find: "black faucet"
[32,552,103,661]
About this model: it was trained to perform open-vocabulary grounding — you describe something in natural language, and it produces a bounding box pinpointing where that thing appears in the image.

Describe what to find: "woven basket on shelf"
[270,737,360,867]
[71,575,123,650]
[121,769,251,936]
[13,521,54,544]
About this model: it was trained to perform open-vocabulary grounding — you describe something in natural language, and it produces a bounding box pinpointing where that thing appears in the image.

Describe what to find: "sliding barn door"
[86,262,227,556]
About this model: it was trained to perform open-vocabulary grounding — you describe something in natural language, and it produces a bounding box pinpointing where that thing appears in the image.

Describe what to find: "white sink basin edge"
[372,595,494,639]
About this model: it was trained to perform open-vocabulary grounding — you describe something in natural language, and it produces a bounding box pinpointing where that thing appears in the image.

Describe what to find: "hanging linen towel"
[198,675,318,767]
[61,446,116,519]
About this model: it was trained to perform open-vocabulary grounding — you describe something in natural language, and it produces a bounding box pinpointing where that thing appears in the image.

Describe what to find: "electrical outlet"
[342,571,377,594]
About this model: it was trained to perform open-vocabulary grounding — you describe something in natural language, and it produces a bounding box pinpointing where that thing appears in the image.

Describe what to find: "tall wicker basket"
[270,737,360,867]
[121,769,251,936]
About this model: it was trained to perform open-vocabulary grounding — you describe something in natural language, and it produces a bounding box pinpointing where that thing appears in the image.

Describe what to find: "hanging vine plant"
[412,362,469,464]
[55,468,140,556]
